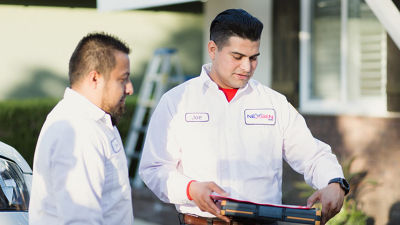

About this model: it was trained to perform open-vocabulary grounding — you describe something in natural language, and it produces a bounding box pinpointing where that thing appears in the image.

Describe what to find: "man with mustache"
[29,32,134,225]
[140,8,349,225]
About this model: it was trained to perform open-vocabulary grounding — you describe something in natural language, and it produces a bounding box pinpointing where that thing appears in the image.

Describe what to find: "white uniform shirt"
[29,88,134,225]
[139,64,344,217]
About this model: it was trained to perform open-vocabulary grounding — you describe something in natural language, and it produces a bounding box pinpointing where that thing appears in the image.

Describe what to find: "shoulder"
[164,76,200,97]
[248,79,298,120]
[249,79,289,103]
[41,100,105,145]
[159,76,202,107]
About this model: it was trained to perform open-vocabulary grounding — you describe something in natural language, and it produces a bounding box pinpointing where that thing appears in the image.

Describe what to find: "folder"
[211,195,321,225]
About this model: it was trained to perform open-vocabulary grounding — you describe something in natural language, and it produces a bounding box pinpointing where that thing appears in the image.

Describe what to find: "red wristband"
[186,180,196,201]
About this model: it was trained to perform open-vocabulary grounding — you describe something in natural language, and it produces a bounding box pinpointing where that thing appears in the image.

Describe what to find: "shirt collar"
[63,88,114,129]
[199,63,254,93]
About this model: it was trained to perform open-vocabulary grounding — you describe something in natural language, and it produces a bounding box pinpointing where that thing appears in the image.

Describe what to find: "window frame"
[299,0,388,116]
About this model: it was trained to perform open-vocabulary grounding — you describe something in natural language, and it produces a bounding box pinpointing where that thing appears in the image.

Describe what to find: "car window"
[0,158,29,211]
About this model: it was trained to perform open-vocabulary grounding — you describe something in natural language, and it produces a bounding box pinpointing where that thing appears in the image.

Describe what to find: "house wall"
[272,0,300,107]
[0,5,203,100]
[203,0,273,87]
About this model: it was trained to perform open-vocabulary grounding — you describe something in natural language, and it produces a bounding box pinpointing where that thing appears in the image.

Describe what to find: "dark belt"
[179,214,277,225]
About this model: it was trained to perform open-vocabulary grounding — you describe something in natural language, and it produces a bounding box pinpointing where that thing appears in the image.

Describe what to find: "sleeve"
[139,95,192,205]
[281,102,344,190]
[49,121,105,224]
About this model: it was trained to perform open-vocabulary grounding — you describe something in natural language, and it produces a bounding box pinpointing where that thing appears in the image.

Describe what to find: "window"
[0,158,29,211]
[300,0,387,115]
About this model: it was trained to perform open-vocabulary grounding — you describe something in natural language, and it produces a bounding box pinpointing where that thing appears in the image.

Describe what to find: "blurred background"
[0,0,399,224]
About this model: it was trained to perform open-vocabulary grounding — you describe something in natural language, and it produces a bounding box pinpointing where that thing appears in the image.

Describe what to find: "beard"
[109,101,126,126]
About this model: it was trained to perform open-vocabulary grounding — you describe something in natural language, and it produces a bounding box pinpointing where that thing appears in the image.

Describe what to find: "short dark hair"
[68,32,130,86]
[210,9,263,48]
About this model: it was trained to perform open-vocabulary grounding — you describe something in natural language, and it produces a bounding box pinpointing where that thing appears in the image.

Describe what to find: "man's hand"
[189,181,230,222]
[307,183,345,225]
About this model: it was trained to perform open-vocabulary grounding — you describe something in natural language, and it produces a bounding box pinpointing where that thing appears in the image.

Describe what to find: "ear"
[208,40,218,60]
[87,70,103,89]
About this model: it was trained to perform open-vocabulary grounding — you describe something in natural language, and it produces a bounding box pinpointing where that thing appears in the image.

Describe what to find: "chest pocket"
[239,108,282,171]
[178,113,218,167]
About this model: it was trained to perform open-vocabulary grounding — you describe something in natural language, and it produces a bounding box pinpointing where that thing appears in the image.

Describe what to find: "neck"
[71,85,103,111]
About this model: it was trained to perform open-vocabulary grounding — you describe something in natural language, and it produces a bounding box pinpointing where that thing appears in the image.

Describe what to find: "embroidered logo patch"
[111,139,122,153]
[244,109,276,125]
[185,113,209,122]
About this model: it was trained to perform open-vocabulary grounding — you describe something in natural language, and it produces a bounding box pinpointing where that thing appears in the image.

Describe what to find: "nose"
[240,58,251,73]
[126,79,134,95]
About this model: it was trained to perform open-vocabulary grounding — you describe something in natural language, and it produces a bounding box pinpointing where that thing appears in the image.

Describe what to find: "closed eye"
[250,56,258,61]
[120,74,130,83]
[232,55,242,60]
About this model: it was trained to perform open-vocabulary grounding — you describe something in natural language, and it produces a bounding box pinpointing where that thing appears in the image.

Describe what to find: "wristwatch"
[328,178,350,196]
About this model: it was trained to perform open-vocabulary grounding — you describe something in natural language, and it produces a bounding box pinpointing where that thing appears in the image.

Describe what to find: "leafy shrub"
[326,157,378,225]
[294,156,377,225]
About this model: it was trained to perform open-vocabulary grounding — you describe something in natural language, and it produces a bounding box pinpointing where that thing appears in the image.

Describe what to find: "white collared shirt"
[139,63,344,217]
[29,88,134,225]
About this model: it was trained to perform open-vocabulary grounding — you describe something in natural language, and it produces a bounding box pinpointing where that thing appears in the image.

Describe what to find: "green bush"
[294,156,377,225]
[0,97,136,168]
[327,199,368,225]
[326,157,378,225]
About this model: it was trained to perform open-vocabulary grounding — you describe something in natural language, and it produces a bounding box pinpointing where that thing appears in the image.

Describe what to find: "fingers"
[307,191,320,208]
[307,191,325,224]
[189,181,230,222]
[307,191,334,224]
[198,195,230,222]
[203,191,221,214]
[202,197,230,222]
[216,214,231,222]
[314,183,345,224]
[209,182,229,197]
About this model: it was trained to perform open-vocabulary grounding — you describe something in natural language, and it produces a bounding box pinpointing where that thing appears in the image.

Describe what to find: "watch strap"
[328,178,350,196]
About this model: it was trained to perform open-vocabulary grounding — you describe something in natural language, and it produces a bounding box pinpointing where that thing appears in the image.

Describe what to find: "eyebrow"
[231,51,260,58]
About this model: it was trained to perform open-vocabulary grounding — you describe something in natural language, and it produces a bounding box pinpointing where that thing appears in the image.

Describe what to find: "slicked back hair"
[69,32,130,86]
[210,9,263,48]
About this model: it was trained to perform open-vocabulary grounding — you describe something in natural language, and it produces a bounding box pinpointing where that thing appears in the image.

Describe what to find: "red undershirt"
[219,87,238,102]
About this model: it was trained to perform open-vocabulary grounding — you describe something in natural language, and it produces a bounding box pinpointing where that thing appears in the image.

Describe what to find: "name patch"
[244,109,276,125]
[185,113,209,122]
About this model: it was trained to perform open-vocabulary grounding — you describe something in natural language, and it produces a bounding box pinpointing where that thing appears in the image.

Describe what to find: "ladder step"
[131,126,148,133]
[147,74,182,84]
[137,99,157,108]
[147,74,167,82]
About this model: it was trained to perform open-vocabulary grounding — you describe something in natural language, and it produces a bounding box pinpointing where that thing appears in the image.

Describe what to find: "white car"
[0,141,32,225]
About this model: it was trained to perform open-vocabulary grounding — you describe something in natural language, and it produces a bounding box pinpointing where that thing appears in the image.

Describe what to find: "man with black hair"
[140,9,347,225]
[29,32,134,225]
